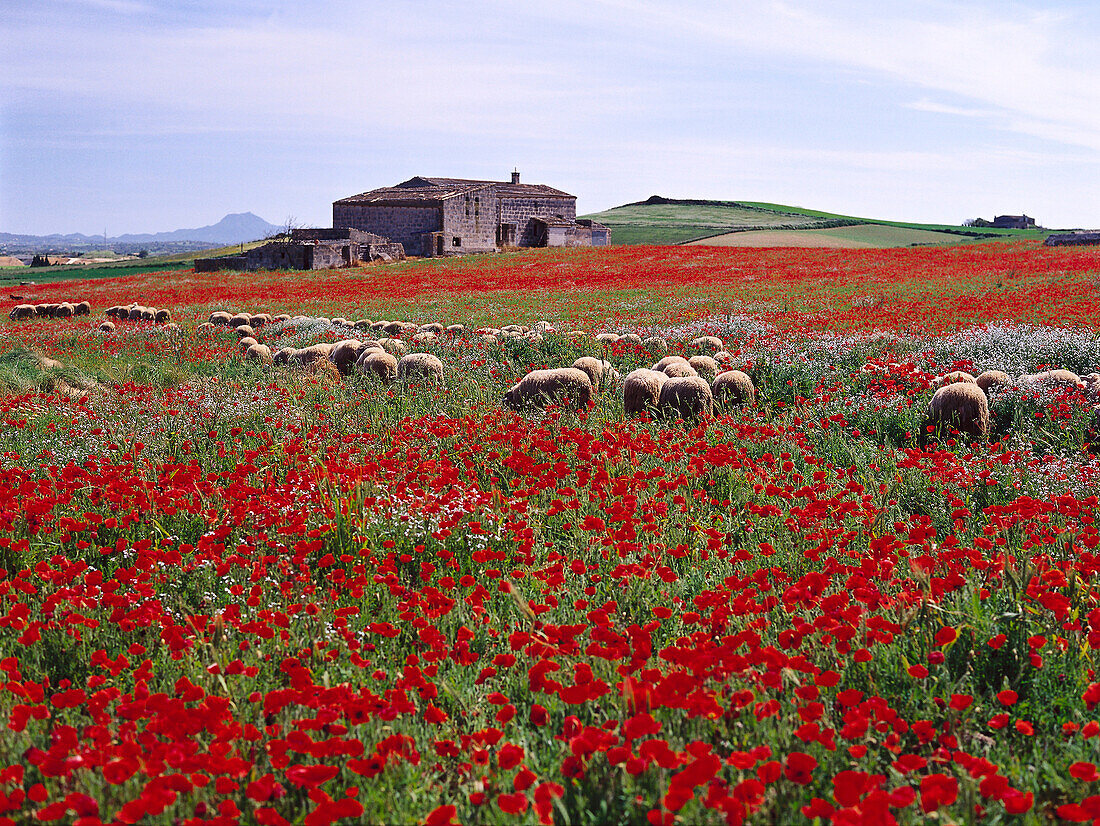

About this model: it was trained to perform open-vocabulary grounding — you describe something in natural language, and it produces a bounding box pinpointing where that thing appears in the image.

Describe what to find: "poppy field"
[3,242,1100,825]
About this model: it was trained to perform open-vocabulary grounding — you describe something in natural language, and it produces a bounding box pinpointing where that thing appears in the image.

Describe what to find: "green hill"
[582,196,1051,247]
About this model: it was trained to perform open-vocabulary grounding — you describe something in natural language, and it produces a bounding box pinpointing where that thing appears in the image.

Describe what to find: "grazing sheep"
[397,352,445,385]
[127,306,143,321]
[934,370,977,386]
[98,320,116,333]
[238,337,259,353]
[154,309,171,324]
[688,355,719,380]
[712,370,755,408]
[329,339,369,374]
[384,321,406,337]
[502,324,526,334]
[643,336,669,355]
[74,301,91,316]
[566,330,589,342]
[526,332,544,345]
[926,382,990,440]
[35,304,52,317]
[370,320,388,332]
[249,313,271,327]
[235,325,256,340]
[691,336,724,354]
[139,307,156,322]
[446,324,466,335]
[53,303,75,318]
[272,347,296,366]
[481,333,499,345]
[653,355,690,372]
[659,376,714,420]
[572,357,618,392]
[42,303,60,317]
[354,319,374,330]
[8,304,34,320]
[503,368,594,412]
[418,323,444,336]
[499,329,523,340]
[290,343,336,366]
[379,338,408,357]
[244,343,273,363]
[356,350,398,384]
[209,311,233,326]
[975,370,1013,393]
[196,322,216,333]
[660,361,698,379]
[228,312,251,328]
[595,333,620,346]
[618,333,642,346]
[106,305,129,319]
[623,368,668,416]
[1084,373,1100,397]
[1019,369,1085,390]
[713,350,734,365]
[331,317,350,327]
[412,331,438,345]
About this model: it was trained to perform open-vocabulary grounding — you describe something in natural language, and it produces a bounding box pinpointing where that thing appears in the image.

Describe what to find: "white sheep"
[356,350,398,384]
[975,370,1013,393]
[659,376,714,419]
[397,352,445,385]
[244,343,273,363]
[572,357,619,392]
[623,369,667,416]
[926,382,990,440]
[329,340,369,374]
[688,355,719,380]
[503,368,593,412]
[643,336,669,355]
[1018,369,1085,390]
[690,336,724,354]
[712,370,755,408]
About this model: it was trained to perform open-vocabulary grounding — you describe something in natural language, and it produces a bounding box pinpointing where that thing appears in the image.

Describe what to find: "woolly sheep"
[290,343,336,366]
[619,333,642,346]
[1019,369,1085,390]
[250,313,271,327]
[331,317,350,327]
[412,331,438,345]
[370,320,388,332]
[934,370,977,386]
[660,361,698,379]
[238,336,259,352]
[353,319,373,330]
[659,376,714,420]
[379,338,408,357]
[9,304,34,320]
[53,303,75,318]
[228,312,251,328]
[196,322,216,333]
[106,305,129,319]
[533,321,556,334]
[383,321,406,337]
[98,320,116,333]
[209,311,233,326]
[571,357,618,392]
[272,347,295,366]
[139,307,156,322]
[447,324,466,334]
[235,325,256,340]
[502,324,526,334]
[690,336,724,354]
[356,349,398,384]
[273,314,291,323]
[418,323,444,336]
[503,368,593,412]
[926,382,990,441]
[653,355,690,372]
[154,309,171,324]
[481,334,499,344]
[566,331,588,341]
[397,352,445,385]
[329,339,369,374]
[595,333,620,345]
[74,301,91,316]
[127,306,143,321]
[36,304,55,316]
[643,336,669,355]
[975,370,1013,393]
[713,351,734,365]
[688,355,719,380]
[712,370,755,408]
[623,369,668,416]
[244,343,273,363]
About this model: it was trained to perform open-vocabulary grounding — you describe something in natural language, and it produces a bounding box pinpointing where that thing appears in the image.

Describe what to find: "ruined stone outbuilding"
[195,228,404,272]
[332,172,610,256]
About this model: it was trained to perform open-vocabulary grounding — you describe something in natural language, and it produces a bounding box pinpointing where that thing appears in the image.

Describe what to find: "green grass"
[582,197,1053,246]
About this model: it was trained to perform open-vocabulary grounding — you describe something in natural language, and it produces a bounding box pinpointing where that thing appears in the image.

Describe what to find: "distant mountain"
[0,213,281,246]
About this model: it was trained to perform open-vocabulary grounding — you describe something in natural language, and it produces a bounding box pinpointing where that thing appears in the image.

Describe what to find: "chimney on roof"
[511,169,521,185]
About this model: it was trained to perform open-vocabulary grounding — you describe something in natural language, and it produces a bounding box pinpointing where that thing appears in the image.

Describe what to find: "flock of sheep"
[8,299,1100,439]
[923,368,1100,439]
[9,301,91,319]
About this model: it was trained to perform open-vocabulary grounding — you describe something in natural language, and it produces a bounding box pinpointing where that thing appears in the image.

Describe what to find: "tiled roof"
[335,176,575,206]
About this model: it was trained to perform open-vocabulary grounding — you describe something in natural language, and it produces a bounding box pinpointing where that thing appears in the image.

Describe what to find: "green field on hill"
[582,197,1051,247]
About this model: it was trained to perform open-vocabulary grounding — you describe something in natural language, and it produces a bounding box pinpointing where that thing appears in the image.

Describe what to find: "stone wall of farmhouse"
[440,190,499,252]
[500,197,577,247]
[332,204,442,252]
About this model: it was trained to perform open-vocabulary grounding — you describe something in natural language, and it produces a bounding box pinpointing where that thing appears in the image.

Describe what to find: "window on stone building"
[474,197,480,219]
[453,237,462,247]
[465,196,470,217]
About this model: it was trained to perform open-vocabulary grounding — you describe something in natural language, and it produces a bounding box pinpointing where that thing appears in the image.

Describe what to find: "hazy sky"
[3,0,1100,234]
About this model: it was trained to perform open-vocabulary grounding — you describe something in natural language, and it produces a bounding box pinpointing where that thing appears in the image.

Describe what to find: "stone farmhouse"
[992,214,1036,229]
[332,172,610,256]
